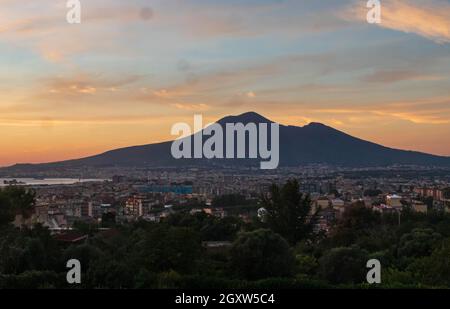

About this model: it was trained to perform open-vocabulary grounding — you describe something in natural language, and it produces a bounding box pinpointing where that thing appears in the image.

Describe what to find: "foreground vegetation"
[0,181,449,289]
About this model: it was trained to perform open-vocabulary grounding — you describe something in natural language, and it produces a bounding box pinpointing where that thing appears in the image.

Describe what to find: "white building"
[386,194,403,208]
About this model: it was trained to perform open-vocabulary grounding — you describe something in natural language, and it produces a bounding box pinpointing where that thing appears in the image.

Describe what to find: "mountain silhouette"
[2,112,450,173]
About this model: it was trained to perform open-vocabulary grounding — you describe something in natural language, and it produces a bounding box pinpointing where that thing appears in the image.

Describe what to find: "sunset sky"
[1,0,450,166]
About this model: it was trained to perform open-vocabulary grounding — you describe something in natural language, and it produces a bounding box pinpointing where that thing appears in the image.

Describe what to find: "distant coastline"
[0,178,108,187]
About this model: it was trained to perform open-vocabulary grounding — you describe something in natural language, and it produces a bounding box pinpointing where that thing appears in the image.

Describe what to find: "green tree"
[0,192,13,226]
[382,268,415,287]
[138,225,202,274]
[295,254,318,278]
[0,271,62,289]
[101,212,116,228]
[331,202,381,246]
[407,239,450,286]
[318,246,368,284]
[262,180,311,244]
[230,229,295,280]
[87,259,134,288]
[0,224,60,274]
[0,187,35,226]
[63,244,103,271]
[397,228,442,258]
[166,212,243,241]
[199,216,242,241]
[134,269,157,288]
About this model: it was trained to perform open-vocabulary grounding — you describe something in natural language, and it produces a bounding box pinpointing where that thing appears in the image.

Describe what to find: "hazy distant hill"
[2,112,450,173]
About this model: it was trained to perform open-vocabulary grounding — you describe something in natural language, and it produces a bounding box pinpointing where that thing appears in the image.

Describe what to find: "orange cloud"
[246,91,256,98]
[173,103,210,111]
[373,111,450,125]
[39,73,141,97]
[342,0,450,44]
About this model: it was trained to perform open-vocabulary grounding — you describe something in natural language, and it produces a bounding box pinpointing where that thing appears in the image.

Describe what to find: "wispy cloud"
[312,96,450,125]
[362,69,444,83]
[341,0,450,44]
[173,103,210,111]
[38,73,142,98]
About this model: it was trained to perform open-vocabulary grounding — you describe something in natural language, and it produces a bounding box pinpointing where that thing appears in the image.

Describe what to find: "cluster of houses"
[307,187,450,234]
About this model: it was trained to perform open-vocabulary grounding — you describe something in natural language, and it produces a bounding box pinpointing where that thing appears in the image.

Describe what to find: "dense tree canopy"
[230,229,295,280]
[318,246,369,284]
[397,228,442,258]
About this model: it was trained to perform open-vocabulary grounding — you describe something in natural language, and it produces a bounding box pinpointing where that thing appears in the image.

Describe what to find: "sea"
[0,178,108,187]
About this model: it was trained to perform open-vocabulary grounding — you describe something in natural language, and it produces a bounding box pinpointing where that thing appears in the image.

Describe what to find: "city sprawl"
[8,165,450,235]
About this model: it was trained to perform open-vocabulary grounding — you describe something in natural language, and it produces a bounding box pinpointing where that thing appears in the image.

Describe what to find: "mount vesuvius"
[2,112,450,173]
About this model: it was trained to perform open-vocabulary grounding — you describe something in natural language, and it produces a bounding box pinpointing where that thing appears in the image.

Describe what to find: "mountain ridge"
[2,112,450,173]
